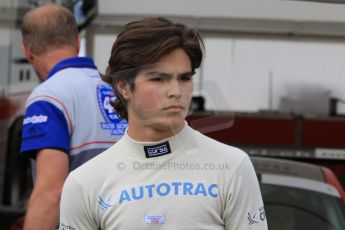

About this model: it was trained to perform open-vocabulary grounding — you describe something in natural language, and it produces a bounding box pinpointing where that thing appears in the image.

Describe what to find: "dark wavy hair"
[102,17,204,120]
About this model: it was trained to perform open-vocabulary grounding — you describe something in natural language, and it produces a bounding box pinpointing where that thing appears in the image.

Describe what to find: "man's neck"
[126,120,184,142]
[38,46,79,80]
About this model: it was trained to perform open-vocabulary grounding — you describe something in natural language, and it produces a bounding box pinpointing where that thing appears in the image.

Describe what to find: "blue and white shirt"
[21,57,127,171]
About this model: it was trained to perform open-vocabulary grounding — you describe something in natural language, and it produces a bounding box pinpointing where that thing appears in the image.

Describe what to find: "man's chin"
[143,117,185,132]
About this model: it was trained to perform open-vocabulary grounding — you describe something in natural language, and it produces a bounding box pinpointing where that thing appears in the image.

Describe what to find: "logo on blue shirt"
[97,85,127,135]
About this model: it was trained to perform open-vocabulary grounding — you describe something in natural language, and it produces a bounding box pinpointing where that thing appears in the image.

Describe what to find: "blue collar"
[47,57,97,79]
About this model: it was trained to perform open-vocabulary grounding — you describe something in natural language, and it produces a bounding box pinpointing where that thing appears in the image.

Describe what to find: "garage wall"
[92,32,345,116]
[91,0,345,116]
[202,36,345,115]
[98,0,345,37]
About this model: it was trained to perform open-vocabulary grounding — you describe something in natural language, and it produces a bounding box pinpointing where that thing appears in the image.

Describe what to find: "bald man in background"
[20,4,126,229]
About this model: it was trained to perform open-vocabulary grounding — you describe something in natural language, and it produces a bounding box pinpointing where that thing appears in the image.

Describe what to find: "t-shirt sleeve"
[60,174,98,230]
[20,100,70,157]
[223,155,268,230]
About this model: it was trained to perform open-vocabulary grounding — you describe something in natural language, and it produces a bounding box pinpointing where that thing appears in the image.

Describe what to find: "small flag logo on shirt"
[145,215,165,224]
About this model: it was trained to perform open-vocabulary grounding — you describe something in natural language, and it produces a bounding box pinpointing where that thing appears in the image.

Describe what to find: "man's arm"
[24,149,69,230]
[224,155,268,230]
[60,171,98,230]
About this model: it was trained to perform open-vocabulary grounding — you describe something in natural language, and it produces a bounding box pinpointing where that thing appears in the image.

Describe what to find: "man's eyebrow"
[145,71,195,77]
[145,71,172,78]
[180,71,195,77]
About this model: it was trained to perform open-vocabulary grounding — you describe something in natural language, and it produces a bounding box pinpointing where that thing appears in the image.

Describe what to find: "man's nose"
[167,79,182,98]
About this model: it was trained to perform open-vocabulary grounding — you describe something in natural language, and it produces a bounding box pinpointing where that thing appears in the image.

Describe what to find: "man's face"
[126,48,194,134]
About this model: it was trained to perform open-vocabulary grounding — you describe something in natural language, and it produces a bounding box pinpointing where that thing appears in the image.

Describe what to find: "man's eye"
[150,77,164,82]
[180,75,193,81]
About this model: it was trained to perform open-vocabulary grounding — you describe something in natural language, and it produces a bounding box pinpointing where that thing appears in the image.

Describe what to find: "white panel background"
[93,33,345,115]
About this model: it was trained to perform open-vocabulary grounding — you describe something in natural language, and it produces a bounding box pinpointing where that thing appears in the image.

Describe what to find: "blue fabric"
[21,101,70,157]
[47,57,97,79]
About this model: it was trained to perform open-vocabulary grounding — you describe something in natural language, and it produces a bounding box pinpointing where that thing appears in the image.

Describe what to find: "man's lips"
[163,105,184,111]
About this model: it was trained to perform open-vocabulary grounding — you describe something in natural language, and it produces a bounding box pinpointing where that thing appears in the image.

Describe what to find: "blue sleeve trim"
[20,101,70,157]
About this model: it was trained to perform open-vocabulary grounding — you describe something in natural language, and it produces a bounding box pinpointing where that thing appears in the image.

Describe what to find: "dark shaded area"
[0,206,25,230]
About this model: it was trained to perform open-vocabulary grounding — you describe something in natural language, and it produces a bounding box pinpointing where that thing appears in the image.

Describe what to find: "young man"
[59,17,268,229]
[20,4,126,230]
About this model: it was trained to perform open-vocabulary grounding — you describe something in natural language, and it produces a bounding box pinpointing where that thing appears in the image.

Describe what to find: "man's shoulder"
[69,144,120,184]
[50,67,100,85]
[191,128,243,151]
[26,79,72,106]
[190,127,248,160]
[28,68,103,100]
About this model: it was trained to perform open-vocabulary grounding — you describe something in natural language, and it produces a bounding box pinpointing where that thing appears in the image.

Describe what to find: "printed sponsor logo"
[97,85,127,135]
[23,115,48,125]
[22,133,46,141]
[248,206,266,225]
[98,196,116,211]
[22,125,46,141]
[247,212,258,225]
[98,182,218,211]
[59,223,76,230]
[144,142,171,158]
[145,215,165,224]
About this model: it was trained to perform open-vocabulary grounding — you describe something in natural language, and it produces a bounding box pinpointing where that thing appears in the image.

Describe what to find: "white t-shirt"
[60,124,268,230]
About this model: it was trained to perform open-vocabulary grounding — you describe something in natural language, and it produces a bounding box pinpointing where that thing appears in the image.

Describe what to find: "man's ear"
[21,44,33,62]
[116,80,131,100]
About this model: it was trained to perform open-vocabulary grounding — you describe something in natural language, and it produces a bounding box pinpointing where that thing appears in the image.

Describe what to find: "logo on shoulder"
[23,115,48,125]
[97,85,127,135]
[247,206,266,225]
[144,142,171,158]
